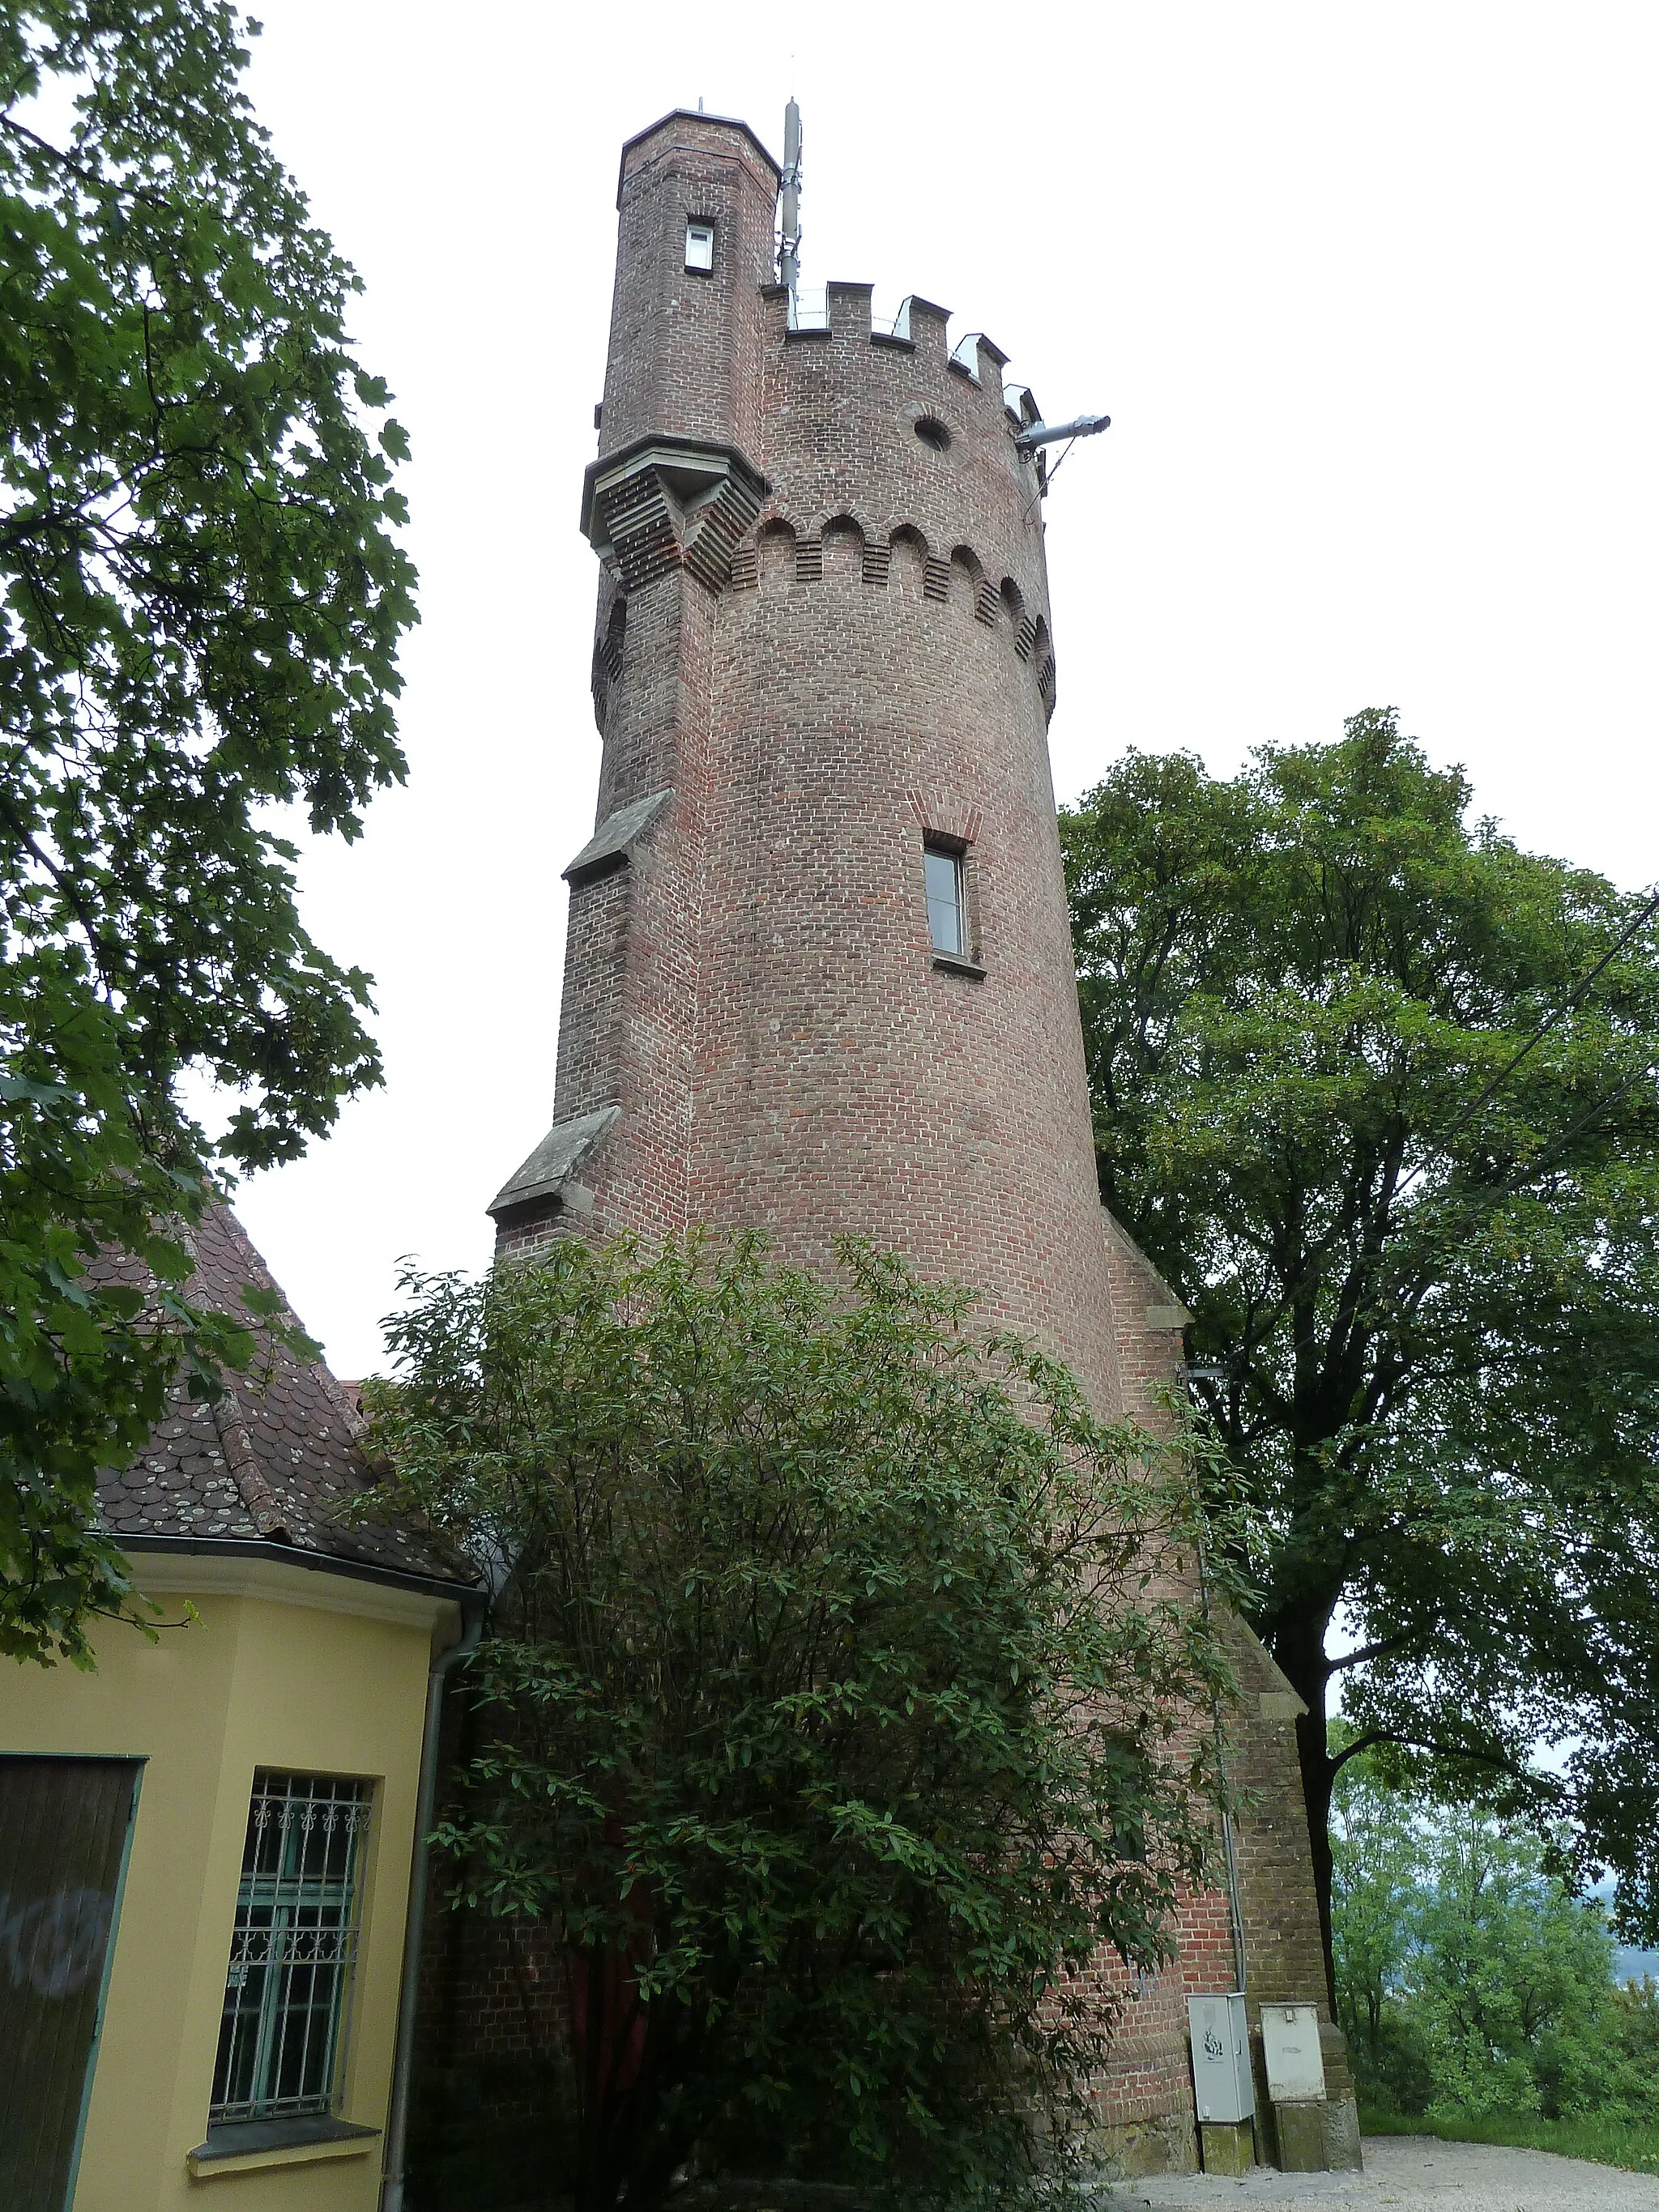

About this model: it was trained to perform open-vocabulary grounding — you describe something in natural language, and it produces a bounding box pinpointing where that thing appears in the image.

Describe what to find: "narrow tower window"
[684,221,714,272]
[923,844,966,957]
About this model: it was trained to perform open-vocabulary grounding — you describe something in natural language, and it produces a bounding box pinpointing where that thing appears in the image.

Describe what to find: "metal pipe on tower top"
[1016,411,1111,453]
[778,96,802,307]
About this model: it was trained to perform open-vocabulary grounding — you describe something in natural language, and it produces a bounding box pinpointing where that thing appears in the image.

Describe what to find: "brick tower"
[481,109,1354,2177]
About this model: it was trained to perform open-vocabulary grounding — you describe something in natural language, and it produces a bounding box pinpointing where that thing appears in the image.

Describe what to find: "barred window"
[209,1771,372,2124]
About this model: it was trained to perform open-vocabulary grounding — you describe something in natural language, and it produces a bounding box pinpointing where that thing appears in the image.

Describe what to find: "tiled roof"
[94,1206,478,1591]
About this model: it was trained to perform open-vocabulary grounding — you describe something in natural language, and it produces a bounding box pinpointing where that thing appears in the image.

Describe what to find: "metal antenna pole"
[778,96,802,314]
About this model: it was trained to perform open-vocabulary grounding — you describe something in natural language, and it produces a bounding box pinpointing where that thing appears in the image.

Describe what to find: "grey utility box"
[1262,2004,1327,2102]
[1188,1993,1254,2125]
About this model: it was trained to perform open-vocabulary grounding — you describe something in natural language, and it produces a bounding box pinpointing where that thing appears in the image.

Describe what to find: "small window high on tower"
[684,221,714,272]
[923,844,966,957]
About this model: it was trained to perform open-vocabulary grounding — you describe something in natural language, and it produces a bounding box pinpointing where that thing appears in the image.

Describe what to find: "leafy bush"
[365,1234,1244,2212]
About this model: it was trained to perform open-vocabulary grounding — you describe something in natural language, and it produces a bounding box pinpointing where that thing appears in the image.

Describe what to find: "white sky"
[230,1,1659,1378]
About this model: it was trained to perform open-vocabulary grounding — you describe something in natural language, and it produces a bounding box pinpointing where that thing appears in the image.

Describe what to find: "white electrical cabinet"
[1188,1993,1254,2125]
[1262,2004,1327,2102]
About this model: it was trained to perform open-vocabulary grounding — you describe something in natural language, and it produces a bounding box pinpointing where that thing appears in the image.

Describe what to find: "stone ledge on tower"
[563,788,674,888]
[487,1105,621,1221]
[580,436,768,593]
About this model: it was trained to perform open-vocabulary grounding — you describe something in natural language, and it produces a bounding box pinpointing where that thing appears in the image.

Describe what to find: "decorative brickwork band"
[595,467,679,590]
[683,470,766,593]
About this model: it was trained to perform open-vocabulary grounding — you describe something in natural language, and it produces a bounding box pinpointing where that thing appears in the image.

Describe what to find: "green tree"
[1409,1803,1613,2120]
[1061,711,1659,1980]
[1330,1750,1651,2126]
[0,2,416,1663]
[362,1234,1243,2212]
[1329,1734,1422,2099]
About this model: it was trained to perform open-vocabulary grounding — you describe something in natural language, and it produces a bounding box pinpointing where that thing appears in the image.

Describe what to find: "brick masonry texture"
[476,109,1337,2173]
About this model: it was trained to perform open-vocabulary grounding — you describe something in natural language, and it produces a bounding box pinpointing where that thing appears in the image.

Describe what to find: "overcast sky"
[230,1,1659,1378]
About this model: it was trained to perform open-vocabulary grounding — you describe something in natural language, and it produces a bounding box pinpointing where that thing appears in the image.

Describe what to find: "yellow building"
[1,1211,483,2212]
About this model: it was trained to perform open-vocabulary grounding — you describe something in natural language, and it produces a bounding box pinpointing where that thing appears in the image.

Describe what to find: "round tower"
[493,107,1119,1411]
[477,106,1354,2181]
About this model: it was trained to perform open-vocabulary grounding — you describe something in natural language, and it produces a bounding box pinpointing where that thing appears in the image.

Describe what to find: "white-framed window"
[684,220,714,272]
[209,1771,372,2123]
[924,843,967,957]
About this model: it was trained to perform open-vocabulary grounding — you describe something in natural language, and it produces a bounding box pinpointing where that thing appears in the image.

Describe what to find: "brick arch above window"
[906,791,984,849]
[889,523,930,600]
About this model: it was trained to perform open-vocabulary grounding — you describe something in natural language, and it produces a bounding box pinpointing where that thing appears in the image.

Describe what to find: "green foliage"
[363,1234,1246,2212]
[1409,1813,1614,2120]
[1061,710,1659,1948]
[0,3,415,1661]
[1332,1750,1659,2133]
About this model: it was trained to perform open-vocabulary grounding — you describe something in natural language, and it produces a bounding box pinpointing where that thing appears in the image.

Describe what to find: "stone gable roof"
[94,1206,476,1592]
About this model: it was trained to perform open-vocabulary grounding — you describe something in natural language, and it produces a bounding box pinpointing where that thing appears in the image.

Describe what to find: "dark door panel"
[0,1755,143,2212]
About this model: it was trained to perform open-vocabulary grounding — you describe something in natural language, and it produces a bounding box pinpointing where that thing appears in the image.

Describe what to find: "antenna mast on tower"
[778,96,802,315]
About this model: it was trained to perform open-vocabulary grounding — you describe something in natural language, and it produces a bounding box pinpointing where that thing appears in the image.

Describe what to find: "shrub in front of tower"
[361,1233,1247,2212]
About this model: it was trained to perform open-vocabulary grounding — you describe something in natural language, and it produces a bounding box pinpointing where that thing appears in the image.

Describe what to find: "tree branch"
[1326,1630,1419,1674]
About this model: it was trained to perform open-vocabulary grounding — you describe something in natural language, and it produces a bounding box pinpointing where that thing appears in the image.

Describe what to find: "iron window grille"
[209,1771,372,2124]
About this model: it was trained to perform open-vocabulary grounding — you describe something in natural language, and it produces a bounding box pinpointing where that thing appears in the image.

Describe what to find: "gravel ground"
[1097,2135,1659,2211]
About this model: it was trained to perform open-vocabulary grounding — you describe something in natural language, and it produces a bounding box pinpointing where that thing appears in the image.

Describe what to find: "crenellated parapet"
[758,275,1043,461]
[766,280,1022,407]
[582,245,1060,733]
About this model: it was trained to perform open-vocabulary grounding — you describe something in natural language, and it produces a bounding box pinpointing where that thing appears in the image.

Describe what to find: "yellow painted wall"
[0,1554,458,2212]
